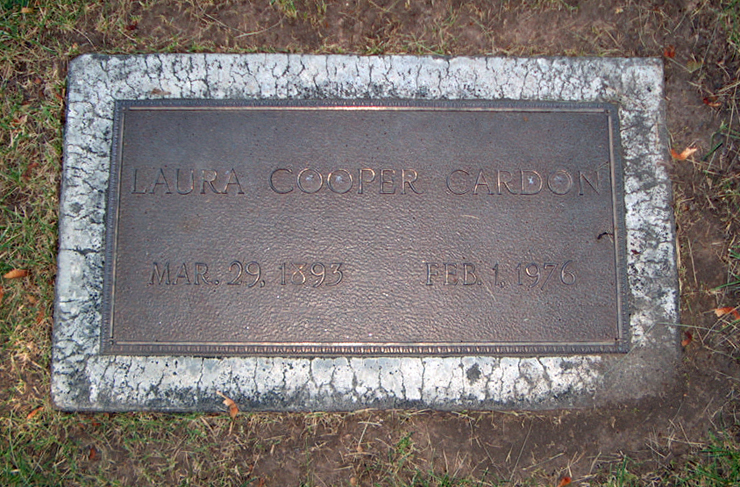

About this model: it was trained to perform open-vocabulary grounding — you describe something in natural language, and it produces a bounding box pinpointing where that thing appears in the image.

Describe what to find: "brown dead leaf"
[703,96,722,108]
[682,331,693,347]
[715,307,740,321]
[4,269,28,279]
[150,88,171,96]
[22,162,39,181]
[217,391,239,419]
[686,59,703,73]
[36,309,45,325]
[0,286,4,306]
[663,45,675,58]
[20,7,34,14]
[26,294,38,305]
[27,406,43,420]
[671,146,698,161]
[88,446,98,461]
[10,114,28,127]
[556,476,572,487]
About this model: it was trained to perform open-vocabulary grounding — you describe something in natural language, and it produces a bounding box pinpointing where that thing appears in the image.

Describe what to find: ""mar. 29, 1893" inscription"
[101,100,628,356]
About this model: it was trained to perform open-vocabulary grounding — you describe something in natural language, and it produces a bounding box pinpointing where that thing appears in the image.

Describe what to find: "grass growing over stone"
[1,0,740,485]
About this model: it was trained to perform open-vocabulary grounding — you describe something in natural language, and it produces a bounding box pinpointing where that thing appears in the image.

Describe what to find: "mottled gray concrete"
[53,54,677,411]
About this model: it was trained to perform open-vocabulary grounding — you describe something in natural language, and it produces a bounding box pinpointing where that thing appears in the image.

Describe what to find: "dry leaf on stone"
[3,269,28,279]
[217,391,239,419]
[715,307,740,321]
[670,146,698,161]
[150,88,171,96]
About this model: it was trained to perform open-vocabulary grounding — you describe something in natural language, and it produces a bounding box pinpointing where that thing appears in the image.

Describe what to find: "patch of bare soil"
[4,0,739,485]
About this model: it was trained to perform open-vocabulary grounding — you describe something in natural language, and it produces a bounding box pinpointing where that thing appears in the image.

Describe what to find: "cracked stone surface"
[53,54,678,411]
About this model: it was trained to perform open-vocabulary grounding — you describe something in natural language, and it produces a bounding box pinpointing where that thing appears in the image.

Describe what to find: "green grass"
[687,435,740,485]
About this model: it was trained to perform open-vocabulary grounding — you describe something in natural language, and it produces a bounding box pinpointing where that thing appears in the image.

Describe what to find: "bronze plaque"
[102,100,628,356]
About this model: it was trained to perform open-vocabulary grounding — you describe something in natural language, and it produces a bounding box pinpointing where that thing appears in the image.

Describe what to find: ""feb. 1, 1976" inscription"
[101,100,628,356]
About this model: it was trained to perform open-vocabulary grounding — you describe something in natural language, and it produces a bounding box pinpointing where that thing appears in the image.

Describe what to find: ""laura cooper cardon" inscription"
[128,166,599,196]
[102,100,628,356]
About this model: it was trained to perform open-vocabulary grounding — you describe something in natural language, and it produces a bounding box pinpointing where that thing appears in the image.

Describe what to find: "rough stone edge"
[52,54,679,412]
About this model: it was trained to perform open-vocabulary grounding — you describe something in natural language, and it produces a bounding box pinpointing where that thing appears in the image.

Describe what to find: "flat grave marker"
[105,99,627,356]
[53,54,678,411]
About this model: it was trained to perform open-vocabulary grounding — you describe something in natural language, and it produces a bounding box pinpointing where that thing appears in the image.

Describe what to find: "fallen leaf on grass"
[36,309,45,325]
[27,406,43,420]
[703,96,722,108]
[217,391,239,419]
[687,59,703,73]
[22,162,39,181]
[89,446,98,461]
[671,146,698,161]
[682,331,693,347]
[0,286,4,306]
[663,45,675,58]
[556,476,572,487]
[715,307,740,321]
[3,269,28,279]
[20,7,34,14]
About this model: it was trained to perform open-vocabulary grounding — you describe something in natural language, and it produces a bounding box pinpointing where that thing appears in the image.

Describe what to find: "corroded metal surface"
[101,99,627,356]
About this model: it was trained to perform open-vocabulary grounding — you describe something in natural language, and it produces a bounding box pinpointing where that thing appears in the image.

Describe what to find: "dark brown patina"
[101,100,628,356]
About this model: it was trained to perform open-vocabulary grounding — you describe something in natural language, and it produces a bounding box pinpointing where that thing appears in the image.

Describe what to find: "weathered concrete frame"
[53,54,678,411]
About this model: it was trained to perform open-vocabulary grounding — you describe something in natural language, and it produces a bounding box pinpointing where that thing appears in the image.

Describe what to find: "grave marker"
[53,55,678,411]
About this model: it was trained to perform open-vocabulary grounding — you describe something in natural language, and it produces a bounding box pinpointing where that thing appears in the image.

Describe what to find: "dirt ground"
[2,0,740,485]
